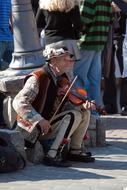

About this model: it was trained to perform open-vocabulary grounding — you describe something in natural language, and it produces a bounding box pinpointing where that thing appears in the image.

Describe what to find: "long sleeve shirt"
[13,66,64,132]
[0,0,13,41]
[13,75,43,130]
[79,0,113,51]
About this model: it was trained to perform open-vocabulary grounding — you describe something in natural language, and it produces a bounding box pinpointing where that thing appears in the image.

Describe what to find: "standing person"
[0,0,13,127]
[121,17,127,115]
[113,0,127,115]
[36,0,82,78]
[0,0,13,70]
[74,0,113,114]
[31,0,39,16]
[102,2,122,114]
[13,47,95,167]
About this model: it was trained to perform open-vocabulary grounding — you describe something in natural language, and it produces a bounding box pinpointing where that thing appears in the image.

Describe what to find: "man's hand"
[111,2,121,12]
[38,119,51,135]
[82,100,96,111]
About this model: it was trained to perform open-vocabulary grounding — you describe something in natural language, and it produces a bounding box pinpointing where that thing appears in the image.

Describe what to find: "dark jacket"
[36,6,81,44]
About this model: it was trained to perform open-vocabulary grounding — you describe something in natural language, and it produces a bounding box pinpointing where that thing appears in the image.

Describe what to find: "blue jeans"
[0,41,14,70]
[123,37,127,78]
[74,50,102,106]
[0,41,13,124]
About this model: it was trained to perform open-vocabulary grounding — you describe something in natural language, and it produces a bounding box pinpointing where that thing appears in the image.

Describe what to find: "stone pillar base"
[83,115,106,147]
[0,75,25,128]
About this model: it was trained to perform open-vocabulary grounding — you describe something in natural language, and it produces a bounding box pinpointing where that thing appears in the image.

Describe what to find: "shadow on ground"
[0,164,113,183]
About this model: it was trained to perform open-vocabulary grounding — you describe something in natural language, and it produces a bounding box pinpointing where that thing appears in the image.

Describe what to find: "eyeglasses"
[70,54,74,58]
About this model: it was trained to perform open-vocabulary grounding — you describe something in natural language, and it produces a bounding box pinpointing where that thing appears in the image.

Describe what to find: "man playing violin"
[13,47,95,167]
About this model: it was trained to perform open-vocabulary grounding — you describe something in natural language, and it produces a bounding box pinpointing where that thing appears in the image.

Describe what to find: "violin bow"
[49,75,78,124]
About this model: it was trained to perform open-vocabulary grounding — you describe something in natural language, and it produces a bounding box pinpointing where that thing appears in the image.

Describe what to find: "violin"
[57,76,107,115]
[57,76,88,106]
[68,88,87,106]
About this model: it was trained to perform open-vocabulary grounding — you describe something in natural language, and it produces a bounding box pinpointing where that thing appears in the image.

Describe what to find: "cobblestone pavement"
[0,120,127,190]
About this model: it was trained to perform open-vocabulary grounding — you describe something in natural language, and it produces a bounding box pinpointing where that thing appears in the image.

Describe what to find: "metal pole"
[8,0,45,75]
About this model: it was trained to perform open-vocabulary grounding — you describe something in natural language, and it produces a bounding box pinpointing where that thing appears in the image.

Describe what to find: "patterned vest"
[17,68,59,132]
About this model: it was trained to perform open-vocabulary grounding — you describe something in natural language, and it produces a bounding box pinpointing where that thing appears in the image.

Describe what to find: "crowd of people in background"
[0,0,127,169]
[35,0,127,116]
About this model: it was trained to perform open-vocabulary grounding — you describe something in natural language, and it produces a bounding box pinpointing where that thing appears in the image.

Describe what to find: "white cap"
[43,47,71,60]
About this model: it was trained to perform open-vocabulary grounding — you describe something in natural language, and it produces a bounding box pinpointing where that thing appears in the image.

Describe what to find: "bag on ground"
[0,136,25,173]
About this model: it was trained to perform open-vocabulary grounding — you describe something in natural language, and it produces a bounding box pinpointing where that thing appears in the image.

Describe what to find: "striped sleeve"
[80,0,95,25]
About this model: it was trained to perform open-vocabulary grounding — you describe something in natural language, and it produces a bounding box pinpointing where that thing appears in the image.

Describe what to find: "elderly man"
[13,48,95,167]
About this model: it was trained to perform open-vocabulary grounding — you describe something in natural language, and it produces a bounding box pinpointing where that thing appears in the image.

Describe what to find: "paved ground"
[0,116,127,190]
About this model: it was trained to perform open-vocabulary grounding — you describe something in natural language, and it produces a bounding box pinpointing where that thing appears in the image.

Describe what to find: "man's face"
[51,53,74,75]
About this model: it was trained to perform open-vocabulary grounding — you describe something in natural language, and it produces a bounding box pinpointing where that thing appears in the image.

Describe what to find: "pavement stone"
[0,115,127,190]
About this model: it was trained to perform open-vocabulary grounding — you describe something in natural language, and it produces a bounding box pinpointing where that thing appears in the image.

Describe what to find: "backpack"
[0,136,25,173]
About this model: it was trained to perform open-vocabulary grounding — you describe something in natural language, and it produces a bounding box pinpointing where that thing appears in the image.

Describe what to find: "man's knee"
[79,110,91,130]
[68,110,82,123]
[82,110,90,119]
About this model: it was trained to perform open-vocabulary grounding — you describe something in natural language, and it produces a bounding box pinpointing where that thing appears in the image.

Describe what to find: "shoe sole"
[43,159,71,167]
[67,155,95,163]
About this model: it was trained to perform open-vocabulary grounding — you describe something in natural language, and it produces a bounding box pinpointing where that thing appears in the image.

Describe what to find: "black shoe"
[43,155,71,167]
[121,106,127,116]
[67,152,95,163]
[86,152,92,157]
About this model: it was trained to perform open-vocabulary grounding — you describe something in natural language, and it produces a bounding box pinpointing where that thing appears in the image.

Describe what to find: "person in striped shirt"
[74,0,113,115]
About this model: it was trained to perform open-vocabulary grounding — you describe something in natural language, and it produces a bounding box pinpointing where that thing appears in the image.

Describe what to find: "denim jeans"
[0,41,14,70]
[74,50,102,106]
[123,37,127,78]
[0,41,13,124]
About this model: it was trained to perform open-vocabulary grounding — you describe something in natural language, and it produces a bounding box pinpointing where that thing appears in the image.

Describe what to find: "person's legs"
[41,110,83,167]
[70,110,90,150]
[43,110,95,166]
[103,46,117,114]
[16,109,94,167]
[67,110,95,162]
[0,93,6,126]
[103,77,117,114]
[2,41,14,70]
[43,110,82,158]
[74,50,93,89]
[87,51,102,107]
[0,42,7,126]
[0,41,6,69]
[122,37,127,78]
[120,37,127,114]
[0,41,13,126]
[120,77,127,115]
